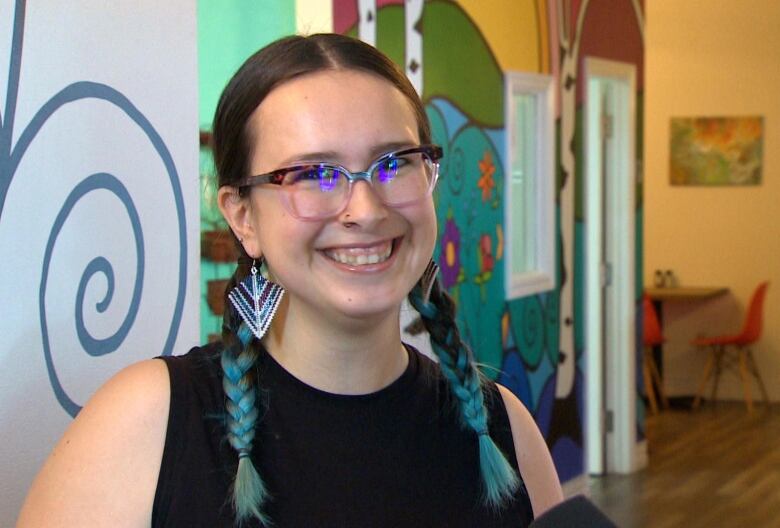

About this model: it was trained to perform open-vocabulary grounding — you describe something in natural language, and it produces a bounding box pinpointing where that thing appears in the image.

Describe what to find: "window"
[504,72,555,299]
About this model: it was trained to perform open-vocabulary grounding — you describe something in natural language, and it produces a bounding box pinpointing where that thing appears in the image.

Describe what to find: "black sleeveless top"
[153,343,534,527]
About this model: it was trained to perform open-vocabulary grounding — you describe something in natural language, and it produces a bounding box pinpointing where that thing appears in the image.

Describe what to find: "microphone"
[529,495,618,527]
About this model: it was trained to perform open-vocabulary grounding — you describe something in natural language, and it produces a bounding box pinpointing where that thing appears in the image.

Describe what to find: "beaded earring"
[228,259,284,340]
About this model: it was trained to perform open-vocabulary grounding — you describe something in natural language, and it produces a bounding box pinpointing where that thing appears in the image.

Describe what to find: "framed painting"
[670,116,763,185]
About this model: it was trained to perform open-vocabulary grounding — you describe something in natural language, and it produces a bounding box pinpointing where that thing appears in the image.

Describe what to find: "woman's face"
[242,69,437,323]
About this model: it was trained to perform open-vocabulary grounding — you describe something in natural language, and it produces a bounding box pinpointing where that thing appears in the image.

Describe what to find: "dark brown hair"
[212,33,431,192]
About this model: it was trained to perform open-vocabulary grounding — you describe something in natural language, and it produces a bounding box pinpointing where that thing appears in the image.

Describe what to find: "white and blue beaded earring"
[228,258,284,340]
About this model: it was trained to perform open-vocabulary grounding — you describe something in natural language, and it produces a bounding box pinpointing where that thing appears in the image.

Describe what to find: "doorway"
[583,57,642,475]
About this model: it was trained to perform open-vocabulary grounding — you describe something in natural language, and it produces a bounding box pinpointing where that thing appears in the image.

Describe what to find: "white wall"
[0,2,199,523]
[296,0,333,34]
[645,1,780,400]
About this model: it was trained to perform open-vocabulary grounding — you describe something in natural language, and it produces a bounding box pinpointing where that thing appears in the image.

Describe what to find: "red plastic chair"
[692,282,770,412]
[643,295,669,414]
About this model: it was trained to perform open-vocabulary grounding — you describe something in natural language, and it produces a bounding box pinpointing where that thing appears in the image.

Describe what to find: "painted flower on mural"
[496,224,504,261]
[474,232,495,291]
[480,233,495,274]
[440,216,462,289]
[477,150,496,202]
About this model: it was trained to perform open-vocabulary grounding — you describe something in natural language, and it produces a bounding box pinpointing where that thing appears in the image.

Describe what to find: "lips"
[322,240,394,266]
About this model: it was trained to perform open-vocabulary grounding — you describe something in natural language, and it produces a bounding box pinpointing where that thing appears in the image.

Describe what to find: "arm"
[17,359,170,527]
[497,384,564,518]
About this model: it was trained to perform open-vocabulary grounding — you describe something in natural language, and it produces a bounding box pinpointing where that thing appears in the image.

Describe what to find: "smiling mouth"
[323,240,395,266]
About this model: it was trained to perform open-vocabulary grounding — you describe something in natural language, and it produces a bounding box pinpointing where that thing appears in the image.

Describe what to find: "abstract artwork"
[670,116,763,185]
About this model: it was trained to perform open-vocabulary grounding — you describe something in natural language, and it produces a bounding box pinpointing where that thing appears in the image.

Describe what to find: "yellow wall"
[644,1,780,400]
[457,0,548,73]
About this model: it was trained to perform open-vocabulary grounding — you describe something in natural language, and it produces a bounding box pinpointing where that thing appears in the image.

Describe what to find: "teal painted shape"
[429,98,465,140]
[506,296,545,370]
[427,99,505,375]
[504,292,559,415]
[542,289,560,366]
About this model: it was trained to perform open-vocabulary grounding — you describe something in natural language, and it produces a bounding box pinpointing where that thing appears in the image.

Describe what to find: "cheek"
[258,211,323,266]
[252,195,296,259]
[411,202,438,255]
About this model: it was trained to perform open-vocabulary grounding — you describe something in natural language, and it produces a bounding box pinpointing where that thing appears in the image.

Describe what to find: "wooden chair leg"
[747,349,769,407]
[648,352,669,409]
[711,347,723,405]
[693,350,715,410]
[738,348,754,413]
[643,351,659,415]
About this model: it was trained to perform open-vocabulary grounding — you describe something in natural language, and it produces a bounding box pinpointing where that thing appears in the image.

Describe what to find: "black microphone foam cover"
[529,495,618,528]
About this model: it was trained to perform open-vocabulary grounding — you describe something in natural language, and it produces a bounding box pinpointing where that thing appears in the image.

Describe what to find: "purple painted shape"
[535,374,556,437]
[551,436,584,484]
[439,217,461,289]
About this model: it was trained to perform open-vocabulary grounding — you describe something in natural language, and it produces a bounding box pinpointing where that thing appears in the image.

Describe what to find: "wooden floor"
[587,402,780,527]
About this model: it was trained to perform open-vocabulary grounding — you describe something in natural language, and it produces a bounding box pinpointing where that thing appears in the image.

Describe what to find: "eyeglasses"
[237,145,443,220]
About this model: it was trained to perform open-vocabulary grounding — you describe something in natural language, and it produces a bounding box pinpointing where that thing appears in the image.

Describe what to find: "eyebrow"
[276,141,419,167]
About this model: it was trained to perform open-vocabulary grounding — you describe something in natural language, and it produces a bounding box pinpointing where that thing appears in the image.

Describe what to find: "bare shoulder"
[17,359,171,528]
[496,383,564,518]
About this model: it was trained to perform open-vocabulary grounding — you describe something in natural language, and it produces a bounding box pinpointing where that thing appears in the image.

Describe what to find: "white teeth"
[326,243,393,266]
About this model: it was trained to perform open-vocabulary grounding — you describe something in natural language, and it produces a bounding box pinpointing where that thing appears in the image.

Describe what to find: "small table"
[645,286,729,303]
[644,286,729,399]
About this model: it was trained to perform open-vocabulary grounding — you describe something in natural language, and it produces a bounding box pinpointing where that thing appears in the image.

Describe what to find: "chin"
[332,292,408,322]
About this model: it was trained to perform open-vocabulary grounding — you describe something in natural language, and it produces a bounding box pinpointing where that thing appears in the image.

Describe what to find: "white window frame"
[504,71,556,299]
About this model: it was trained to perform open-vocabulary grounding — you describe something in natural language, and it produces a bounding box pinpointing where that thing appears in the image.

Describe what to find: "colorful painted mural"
[333,0,645,485]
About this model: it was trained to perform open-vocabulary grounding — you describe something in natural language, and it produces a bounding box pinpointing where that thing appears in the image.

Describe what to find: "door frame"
[583,57,641,475]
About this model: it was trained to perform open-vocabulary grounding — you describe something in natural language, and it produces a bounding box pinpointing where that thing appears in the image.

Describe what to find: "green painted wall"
[198,1,295,343]
[198,1,296,127]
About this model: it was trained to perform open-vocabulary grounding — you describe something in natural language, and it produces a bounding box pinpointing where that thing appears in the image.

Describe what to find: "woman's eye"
[377,155,414,183]
[377,158,400,183]
[297,168,324,181]
[318,168,339,192]
[289,166,340,192]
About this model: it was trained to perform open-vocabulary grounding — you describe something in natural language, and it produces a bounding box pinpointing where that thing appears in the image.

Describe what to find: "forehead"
[248,69,420,169]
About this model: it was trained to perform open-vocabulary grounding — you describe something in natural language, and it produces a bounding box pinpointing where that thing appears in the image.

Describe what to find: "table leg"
[651,299,664,376]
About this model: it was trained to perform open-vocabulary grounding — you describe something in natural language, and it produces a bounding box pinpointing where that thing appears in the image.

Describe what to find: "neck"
[262,296,408,395]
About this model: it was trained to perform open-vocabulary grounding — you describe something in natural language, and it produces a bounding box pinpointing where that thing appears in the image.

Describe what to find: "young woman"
[18,34,562,527]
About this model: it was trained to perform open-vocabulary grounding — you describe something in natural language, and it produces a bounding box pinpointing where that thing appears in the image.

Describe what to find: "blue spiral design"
[0,1,188,417]
[40,174,144,415]
[72,177,144,357]
[25,83,189,418]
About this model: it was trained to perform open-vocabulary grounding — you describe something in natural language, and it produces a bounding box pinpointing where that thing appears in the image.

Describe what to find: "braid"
[408,276,520,508]
[221,262,272,526]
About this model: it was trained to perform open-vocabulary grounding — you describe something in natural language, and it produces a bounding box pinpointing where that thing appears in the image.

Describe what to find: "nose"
[338,180,388,227]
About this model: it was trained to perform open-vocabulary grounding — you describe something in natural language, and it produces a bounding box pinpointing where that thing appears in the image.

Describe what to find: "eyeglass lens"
[281,151,436,219]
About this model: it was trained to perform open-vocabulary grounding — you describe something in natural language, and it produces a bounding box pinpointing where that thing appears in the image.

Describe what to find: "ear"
[217,186,261,258]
